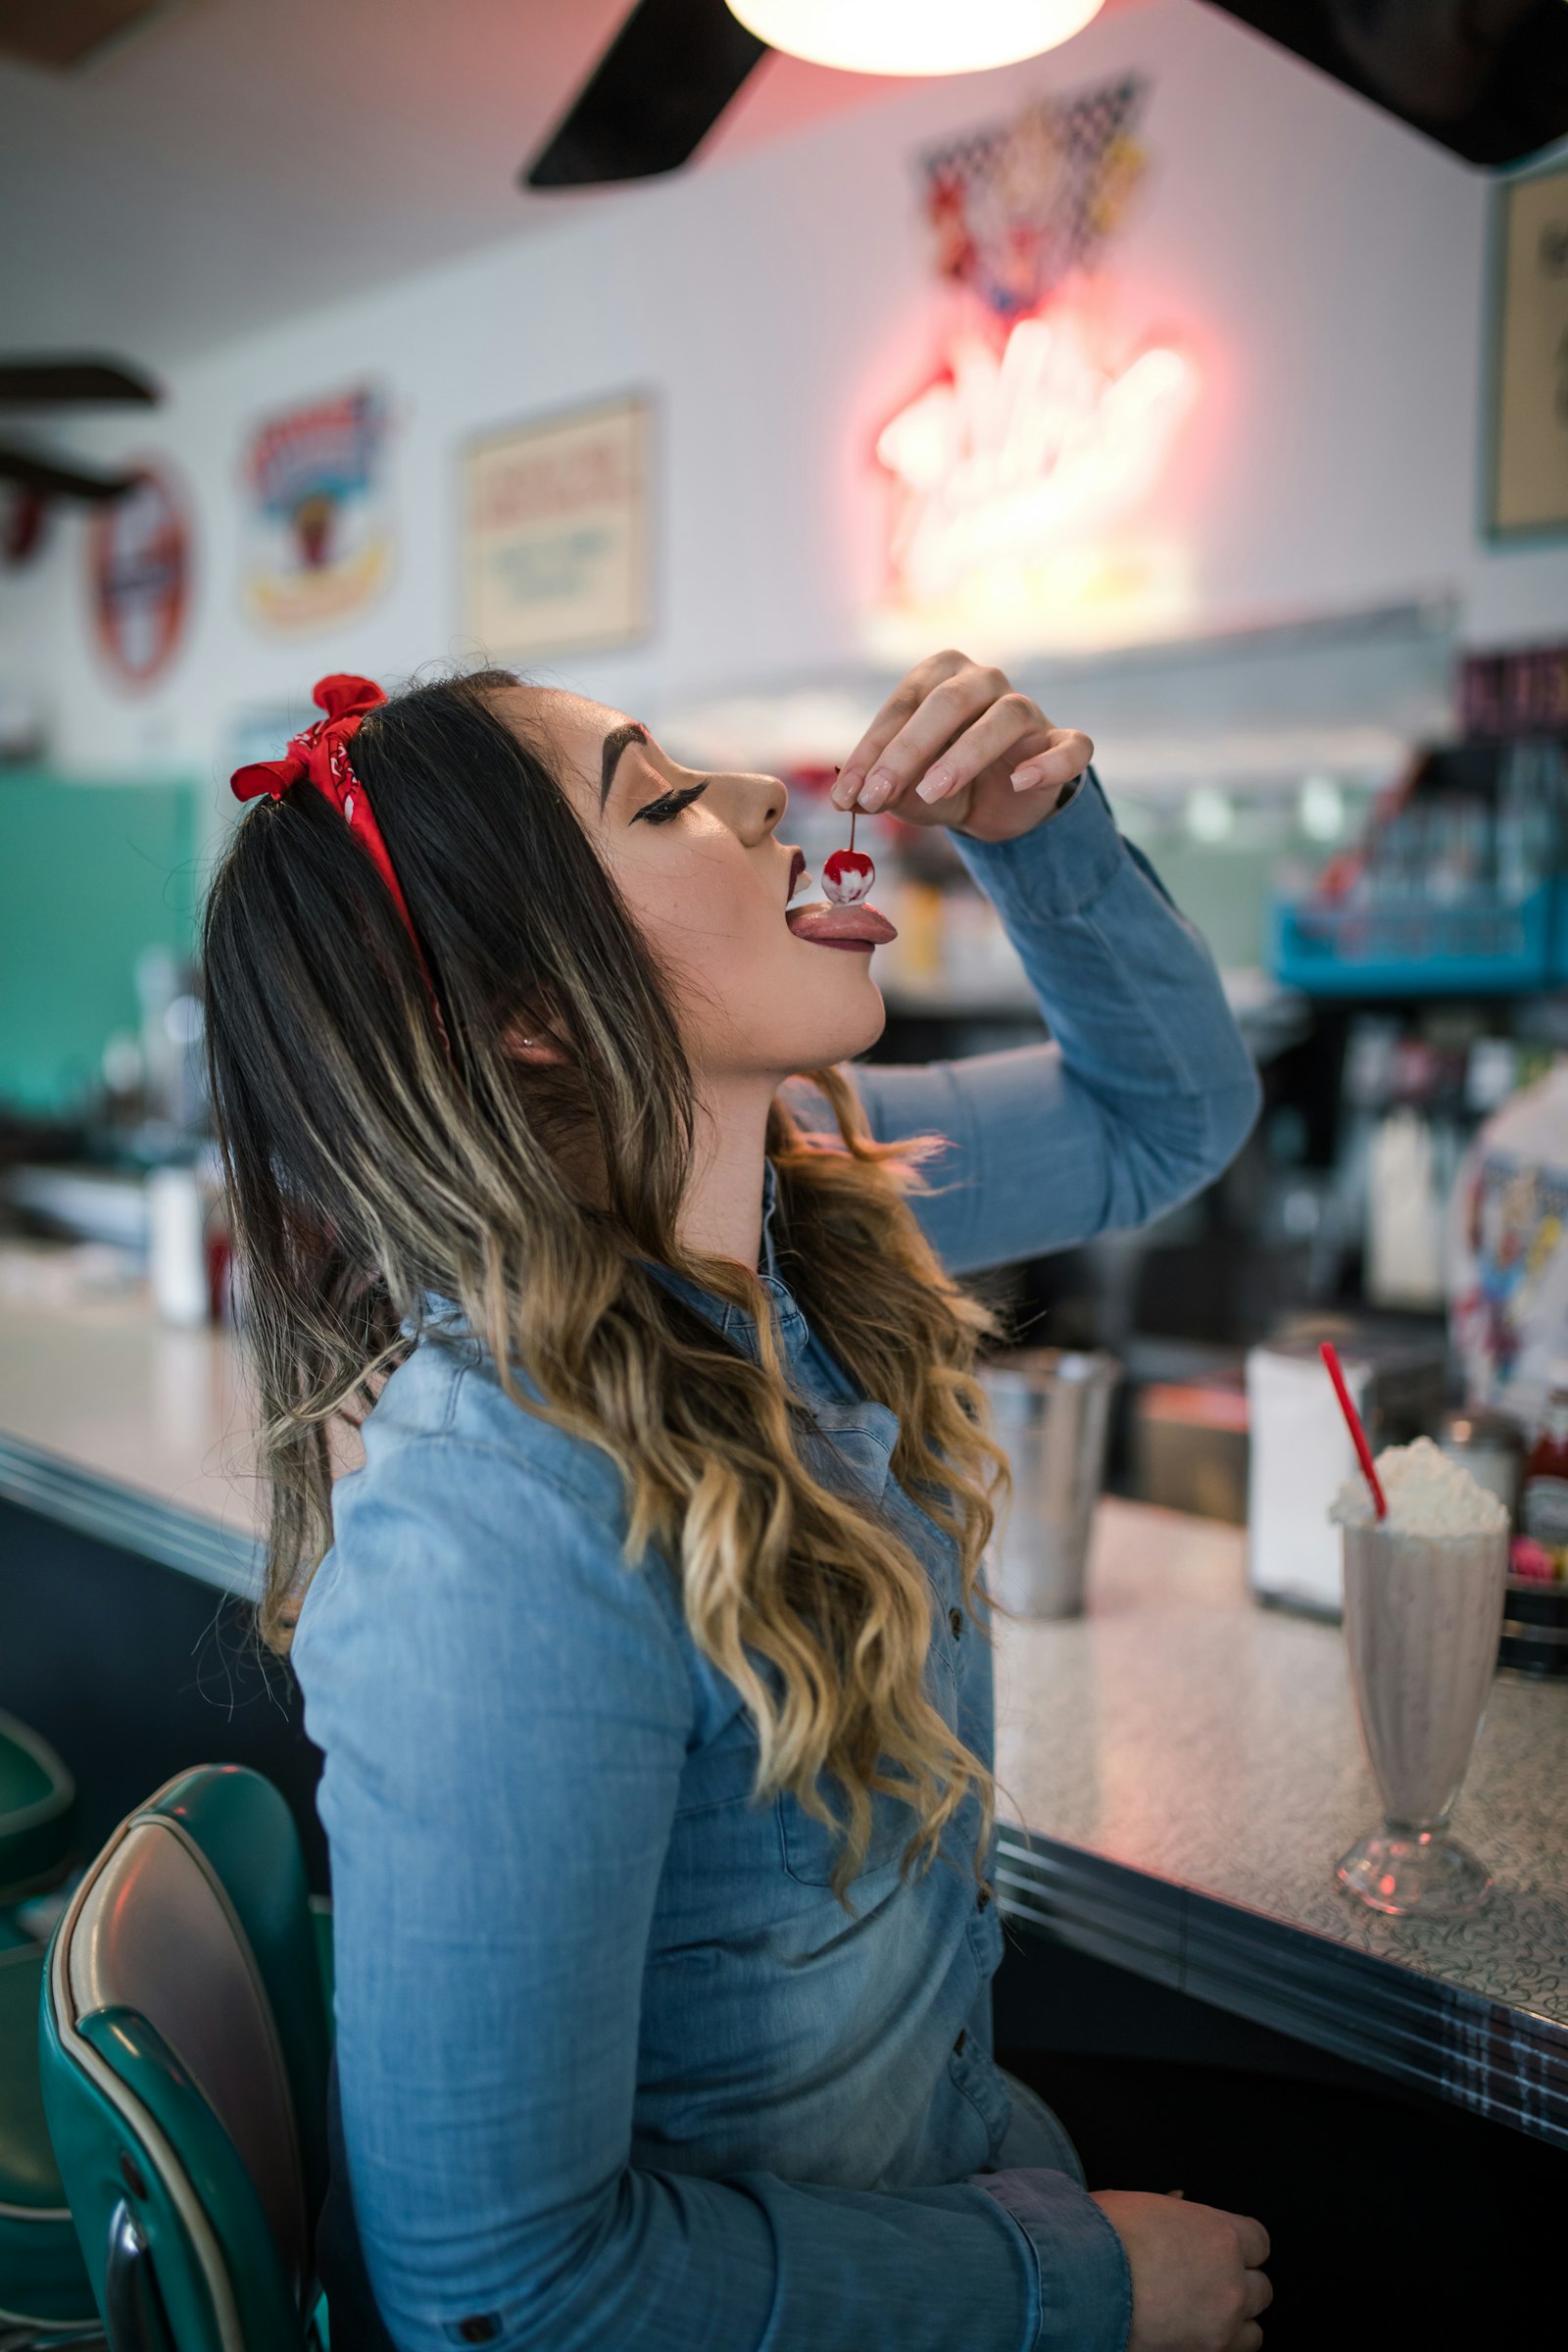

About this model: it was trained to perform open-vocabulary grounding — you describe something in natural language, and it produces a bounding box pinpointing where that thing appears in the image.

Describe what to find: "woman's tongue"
[785,900,898,949]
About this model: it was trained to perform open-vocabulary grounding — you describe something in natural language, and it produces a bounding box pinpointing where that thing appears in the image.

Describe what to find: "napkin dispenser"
[1245,1332,1446,1616]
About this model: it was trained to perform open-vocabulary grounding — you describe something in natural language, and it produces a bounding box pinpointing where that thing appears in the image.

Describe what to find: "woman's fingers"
[1006,727,1095,795]
[918,717,1092,806]
[830,649,1091,823]
[1243,2266,1274,2320]
[1221,2213,1271,2272]
[831,650,971,809]
[832,649,992,813]
[853,680,1051,810]
[908,701,1075,806]
[858,672,1025,809]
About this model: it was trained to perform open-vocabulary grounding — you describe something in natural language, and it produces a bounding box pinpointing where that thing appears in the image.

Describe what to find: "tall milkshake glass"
[1336,1514,1509,1918]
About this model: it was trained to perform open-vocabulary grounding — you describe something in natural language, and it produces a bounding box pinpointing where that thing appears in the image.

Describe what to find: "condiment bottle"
[1517,1362,1568,1582]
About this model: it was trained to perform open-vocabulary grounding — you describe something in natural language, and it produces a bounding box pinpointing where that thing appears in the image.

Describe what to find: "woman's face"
[498,686,890,1085]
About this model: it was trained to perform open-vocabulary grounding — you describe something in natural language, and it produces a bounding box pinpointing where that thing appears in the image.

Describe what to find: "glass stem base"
[1335,1825,1493,1918]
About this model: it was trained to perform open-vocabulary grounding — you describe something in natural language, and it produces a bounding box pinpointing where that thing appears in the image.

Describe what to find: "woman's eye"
[635,783,708,826]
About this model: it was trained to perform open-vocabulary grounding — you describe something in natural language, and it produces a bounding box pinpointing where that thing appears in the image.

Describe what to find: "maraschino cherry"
[822,809,875,905]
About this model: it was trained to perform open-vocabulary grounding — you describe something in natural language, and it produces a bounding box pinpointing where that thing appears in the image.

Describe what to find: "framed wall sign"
[239,383,394,634]
[460,392,652,661]
[87,463,192,689]
[1487,160,1568,543]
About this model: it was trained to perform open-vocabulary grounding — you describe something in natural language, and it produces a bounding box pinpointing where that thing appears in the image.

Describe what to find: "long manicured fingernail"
[1010,765,1044,791]
[916,765,956,802]
[860,768,897,810]
[832,769,861,809]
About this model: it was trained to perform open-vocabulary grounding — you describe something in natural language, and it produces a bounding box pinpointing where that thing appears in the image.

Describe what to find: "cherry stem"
[850,808,858,856]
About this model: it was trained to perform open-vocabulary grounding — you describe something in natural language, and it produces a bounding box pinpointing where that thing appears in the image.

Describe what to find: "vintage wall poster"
[239,384,394,632]
[461,394,651,661]
[87,464,191,688]
[1489,161,1568,541]
[921,74,1149,320]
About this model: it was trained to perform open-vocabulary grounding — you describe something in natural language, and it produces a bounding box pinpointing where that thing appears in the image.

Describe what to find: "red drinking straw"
[1319,1341,1388,1519]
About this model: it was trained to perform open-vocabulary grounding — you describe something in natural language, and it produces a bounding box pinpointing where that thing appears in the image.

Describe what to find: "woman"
[203,650,1267,2352]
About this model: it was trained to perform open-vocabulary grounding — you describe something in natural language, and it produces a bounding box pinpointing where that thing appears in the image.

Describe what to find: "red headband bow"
[230,674,449,1052]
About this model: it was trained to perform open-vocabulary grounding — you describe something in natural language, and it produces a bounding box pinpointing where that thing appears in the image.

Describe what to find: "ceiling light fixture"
[724,0,1105,77]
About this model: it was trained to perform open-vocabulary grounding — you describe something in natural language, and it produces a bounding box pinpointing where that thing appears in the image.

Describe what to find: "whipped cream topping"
[1330,1435,1507,1538]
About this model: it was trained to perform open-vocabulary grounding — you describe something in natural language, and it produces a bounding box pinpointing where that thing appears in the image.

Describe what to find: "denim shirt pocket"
[800,1396,901,1500]
[776,1777,923,1887]
[802,1397,961,1707]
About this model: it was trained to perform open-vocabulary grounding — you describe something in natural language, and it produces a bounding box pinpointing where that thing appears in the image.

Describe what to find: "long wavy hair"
[201,670,1011,1900]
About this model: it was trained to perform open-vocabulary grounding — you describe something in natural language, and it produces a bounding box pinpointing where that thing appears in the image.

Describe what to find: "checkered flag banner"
[920,74,1151,319]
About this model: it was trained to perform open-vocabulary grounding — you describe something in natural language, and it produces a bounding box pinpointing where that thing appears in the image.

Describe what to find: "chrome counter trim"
[0,1432,264,1599]
[996,1825,1568,2151]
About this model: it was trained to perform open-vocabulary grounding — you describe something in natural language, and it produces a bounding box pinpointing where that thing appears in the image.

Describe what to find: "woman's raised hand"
[831,649,1093,845]
[1091,2190,1273,2352]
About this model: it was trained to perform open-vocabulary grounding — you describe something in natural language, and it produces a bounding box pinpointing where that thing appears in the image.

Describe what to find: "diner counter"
[2,1258,1565,2146]
[0,1262,267,1593]
[993,1504,1568,2150]
[0,1248,372,1596]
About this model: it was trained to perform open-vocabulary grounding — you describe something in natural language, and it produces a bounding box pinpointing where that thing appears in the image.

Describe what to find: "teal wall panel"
[0,771,200,1115]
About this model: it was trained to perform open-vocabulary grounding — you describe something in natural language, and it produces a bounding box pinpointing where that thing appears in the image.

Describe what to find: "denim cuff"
[972,2168,1133,2352]
[950,765,1125,922]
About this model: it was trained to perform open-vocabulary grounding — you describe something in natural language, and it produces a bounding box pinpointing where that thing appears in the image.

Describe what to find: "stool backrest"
[0,1705,75,1900]
[39,1765,330,2352]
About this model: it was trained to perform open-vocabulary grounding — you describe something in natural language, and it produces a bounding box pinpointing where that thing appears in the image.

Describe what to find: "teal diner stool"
[0,1942,100,2349]
[39,1766,332,2352]
[0,1711,75,1933]
[0,1712,96,2346]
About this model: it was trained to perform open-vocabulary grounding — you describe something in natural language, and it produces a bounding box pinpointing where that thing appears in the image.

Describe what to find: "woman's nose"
[719,771,788,845]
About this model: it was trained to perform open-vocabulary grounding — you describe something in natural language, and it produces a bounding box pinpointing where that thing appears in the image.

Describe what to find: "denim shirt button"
[949,1606,962,1639]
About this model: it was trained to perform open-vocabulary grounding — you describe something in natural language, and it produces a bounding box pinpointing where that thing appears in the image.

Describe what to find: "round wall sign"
[87,465,191,687]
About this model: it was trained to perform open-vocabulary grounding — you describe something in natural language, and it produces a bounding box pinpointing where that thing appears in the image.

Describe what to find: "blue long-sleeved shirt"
[295,770,1261,2351]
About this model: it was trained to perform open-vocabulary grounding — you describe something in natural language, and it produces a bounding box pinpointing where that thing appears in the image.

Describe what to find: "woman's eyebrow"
[600,721,649,810]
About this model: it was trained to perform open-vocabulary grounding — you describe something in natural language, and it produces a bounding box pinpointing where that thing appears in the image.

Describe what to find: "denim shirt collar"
[630,1160,895,1487]
[643,1154,811,1370]
[758,1152,782,1283]
[408,1153,891,1492]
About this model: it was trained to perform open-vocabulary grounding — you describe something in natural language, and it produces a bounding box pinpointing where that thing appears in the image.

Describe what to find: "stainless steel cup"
[1336,1520,1509,1916]
[978,1349,1120,1619]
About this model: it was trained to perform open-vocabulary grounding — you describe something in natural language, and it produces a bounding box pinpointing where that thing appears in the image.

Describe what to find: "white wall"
[5,0,1565,805]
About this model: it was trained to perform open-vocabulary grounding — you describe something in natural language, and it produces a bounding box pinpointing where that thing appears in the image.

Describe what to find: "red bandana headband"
[230,674,450,1053]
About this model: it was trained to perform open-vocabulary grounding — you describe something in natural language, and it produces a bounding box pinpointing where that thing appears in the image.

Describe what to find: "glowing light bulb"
[1185,787,1234,845]
[1298,775,1346,843]
[726,0,1105,77]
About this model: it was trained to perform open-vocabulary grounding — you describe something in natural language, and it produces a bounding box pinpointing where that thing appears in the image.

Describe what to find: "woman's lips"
[785,900,898,952]
[785,855,897,950]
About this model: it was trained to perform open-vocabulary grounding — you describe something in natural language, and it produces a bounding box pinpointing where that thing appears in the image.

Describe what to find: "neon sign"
[868,309,1198,656]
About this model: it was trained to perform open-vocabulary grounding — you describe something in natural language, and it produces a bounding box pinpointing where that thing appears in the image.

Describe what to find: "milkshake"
[1329,1437,1509,1917]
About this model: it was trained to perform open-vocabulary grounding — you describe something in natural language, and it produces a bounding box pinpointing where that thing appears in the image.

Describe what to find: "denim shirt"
[295,772,1260,2352]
